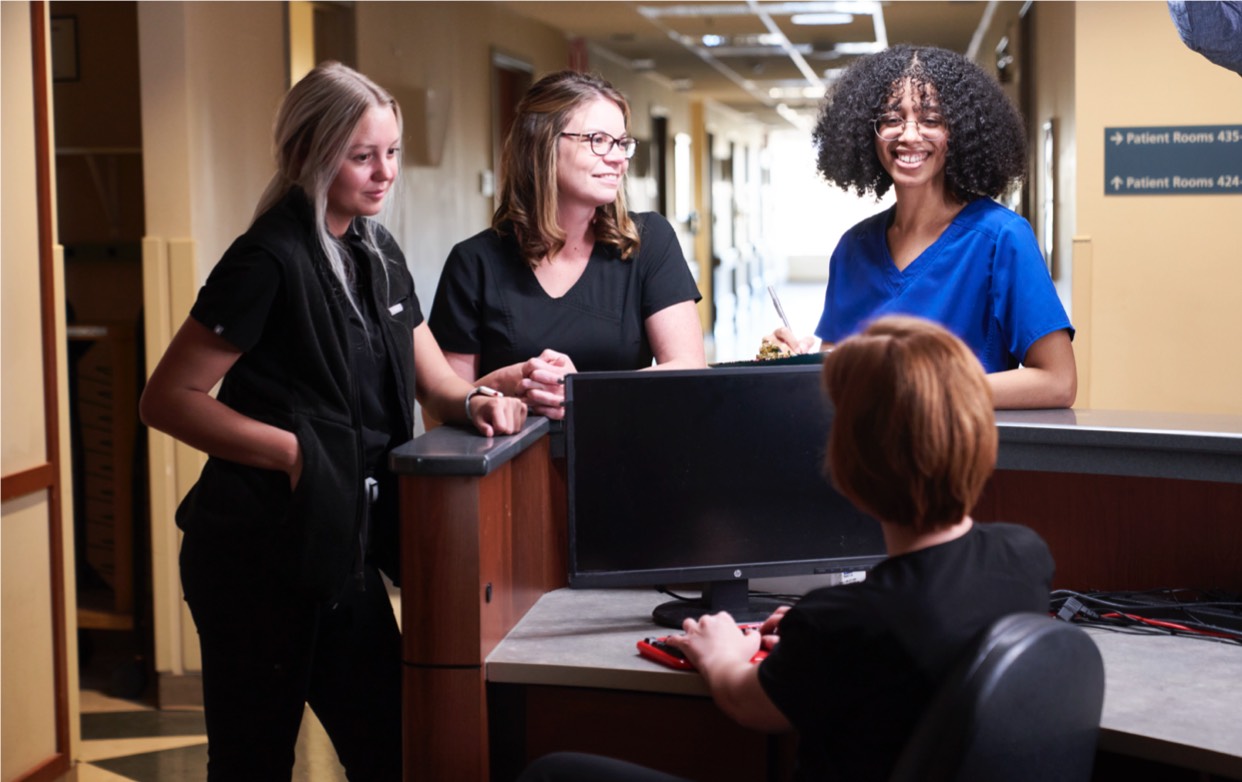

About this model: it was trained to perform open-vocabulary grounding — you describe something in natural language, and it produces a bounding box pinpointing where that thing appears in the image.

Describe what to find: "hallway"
[57,620,348,781]
[59,694,343,782]
[709,280,826,365]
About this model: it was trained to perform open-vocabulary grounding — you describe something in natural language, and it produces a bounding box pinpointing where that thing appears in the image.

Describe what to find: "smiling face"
[326,104,401,236]
[873,80,950,196]
[555,96,629,214]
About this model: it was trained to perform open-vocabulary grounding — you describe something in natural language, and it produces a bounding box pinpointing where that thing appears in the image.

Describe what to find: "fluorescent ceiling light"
[790,12,854,25]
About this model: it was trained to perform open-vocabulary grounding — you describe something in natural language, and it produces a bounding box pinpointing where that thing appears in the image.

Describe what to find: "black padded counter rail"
[995,409,1242,484]
[389,416,551,477]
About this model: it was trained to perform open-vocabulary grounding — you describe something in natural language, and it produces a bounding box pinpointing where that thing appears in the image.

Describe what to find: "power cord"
[1050,588,1242,645]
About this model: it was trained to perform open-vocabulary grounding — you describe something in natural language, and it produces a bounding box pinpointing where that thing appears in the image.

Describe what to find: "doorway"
[490,51,534,204]
[51,0,153,703]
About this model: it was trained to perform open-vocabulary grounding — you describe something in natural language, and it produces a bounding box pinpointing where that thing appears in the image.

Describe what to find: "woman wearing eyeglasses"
[428,70,705,418]
[768,45,1076,409]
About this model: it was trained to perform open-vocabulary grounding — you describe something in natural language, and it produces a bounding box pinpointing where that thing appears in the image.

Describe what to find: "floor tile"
[60,764,135,782]
[80,735,208,763]
[90,745,207,782]
[80,710,206,741]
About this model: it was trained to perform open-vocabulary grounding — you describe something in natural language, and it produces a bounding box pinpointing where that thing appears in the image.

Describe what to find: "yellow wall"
[288,0,316,84]
[1071,2,1242,413]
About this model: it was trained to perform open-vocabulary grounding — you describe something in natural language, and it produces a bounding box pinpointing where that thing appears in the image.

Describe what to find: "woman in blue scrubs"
[769,45,1076,409]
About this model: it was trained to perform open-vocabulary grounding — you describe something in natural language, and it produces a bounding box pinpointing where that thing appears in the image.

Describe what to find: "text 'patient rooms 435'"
[1104,125,1242,195]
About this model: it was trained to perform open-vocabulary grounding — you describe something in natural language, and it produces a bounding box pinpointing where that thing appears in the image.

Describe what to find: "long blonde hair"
[493,70,639,267]
[254,61,403,312]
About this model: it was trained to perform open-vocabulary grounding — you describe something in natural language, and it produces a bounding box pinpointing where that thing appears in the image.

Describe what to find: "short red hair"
[822,316,997,531]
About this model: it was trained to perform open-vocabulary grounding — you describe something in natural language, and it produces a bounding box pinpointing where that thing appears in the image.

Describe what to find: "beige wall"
[592,59,702,268]
[355,1,572,306]
[2,1,79,776]
[353,3,720,322]
[138,0,287,684]
[1030,2,1077,309]
[1070,1,1242,413]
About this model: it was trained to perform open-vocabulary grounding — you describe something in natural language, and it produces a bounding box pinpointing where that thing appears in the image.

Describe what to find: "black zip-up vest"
[176,190,417,601]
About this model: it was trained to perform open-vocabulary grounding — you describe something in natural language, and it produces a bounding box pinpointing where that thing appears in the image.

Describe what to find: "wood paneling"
[30,0,71,775]
[1,463,54,502]
[977,470,1242,592]
[400,435,570,781]
[403,665,488,782]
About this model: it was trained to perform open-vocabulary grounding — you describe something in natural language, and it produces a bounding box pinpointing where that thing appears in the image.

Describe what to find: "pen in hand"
[767,285,802,354]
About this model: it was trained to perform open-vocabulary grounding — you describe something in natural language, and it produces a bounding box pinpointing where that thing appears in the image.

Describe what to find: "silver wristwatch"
[465,385,503,419]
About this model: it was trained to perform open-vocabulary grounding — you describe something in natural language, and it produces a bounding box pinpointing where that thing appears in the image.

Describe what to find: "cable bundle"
[1050,588,1242,645]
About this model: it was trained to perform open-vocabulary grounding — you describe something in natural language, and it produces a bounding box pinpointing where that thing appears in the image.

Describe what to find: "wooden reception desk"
[391,409,1242,781]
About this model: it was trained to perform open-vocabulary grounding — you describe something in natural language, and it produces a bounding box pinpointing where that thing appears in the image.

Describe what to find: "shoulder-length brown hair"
[493,69,640,267]
[822,316,997,531]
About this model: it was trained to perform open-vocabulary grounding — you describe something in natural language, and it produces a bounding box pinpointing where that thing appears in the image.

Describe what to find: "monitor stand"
[651,580,791,629]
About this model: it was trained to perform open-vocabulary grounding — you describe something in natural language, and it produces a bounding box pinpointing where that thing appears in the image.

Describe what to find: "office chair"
[889,612,1105,782]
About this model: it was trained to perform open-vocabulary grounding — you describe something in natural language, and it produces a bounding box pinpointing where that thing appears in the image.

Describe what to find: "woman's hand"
[758,605,790,650]
[665,612,761,684]
[468,394,528,437]
[761,327,818,356]
[664,611,793,732]
[519,349,577,419]
[288,439,304,491]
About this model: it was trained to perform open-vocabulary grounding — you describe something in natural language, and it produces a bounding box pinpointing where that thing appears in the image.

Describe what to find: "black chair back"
[890,613,1105,782]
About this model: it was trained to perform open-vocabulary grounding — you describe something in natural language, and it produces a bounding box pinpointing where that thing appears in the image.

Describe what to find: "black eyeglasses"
[560,131,638,159]
[873,113,947,141]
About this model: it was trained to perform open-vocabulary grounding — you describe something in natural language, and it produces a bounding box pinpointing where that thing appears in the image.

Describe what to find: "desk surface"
[488,588,1242,778]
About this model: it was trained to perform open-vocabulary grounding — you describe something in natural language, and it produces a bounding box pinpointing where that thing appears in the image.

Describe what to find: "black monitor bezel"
[564,365,886,593]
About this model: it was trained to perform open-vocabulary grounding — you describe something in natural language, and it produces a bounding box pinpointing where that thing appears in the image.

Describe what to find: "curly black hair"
[812,45,1027,202]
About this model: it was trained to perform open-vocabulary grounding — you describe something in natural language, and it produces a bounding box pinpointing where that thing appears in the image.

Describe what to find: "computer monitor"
[565,364,887,629]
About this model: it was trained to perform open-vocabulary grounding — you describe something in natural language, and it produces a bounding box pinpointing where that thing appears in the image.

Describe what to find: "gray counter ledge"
[995,409,1242,484]
[389,416,551,477]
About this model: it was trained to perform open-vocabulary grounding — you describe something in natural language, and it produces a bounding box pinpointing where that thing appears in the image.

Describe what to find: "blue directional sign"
[1104,125,1242,195]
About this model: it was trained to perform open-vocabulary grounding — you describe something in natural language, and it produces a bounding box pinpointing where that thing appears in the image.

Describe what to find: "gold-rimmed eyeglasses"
[560,131,638,159]
[872,114,947,142]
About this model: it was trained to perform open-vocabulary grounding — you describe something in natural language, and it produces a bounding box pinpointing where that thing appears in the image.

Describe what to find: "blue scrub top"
[814,198,1073,372]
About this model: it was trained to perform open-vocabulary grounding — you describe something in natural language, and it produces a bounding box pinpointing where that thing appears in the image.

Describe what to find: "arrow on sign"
[1111,176,1123,190]
[1111,132,1124,145]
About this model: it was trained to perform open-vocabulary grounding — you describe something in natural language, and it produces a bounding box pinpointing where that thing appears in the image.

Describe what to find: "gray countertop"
[391,408,1242,483]
[389,416,551,476]
[996,408,1242,438]
[995,409,1242,483]
[488,588,1242,778]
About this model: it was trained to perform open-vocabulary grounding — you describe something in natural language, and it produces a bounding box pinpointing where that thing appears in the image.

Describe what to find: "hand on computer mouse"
[667,612,762,684]
[759,606,790,649]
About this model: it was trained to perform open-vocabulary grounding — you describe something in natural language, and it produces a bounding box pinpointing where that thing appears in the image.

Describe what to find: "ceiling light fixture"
[634,0,889,130]
[790,12,854,25]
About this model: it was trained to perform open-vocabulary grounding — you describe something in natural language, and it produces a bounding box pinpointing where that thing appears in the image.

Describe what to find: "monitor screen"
[565,364,887,628]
